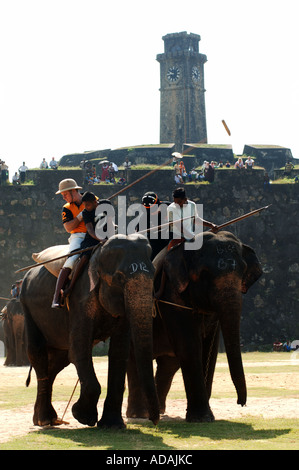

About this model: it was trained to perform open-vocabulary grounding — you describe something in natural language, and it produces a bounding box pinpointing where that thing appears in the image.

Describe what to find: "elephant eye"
[113,271,126,285]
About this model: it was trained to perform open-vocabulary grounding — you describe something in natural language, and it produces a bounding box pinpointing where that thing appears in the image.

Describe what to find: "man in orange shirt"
[51,179,87,308]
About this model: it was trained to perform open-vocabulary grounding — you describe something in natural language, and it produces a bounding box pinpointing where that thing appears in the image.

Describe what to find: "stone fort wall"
[0,167,298,349]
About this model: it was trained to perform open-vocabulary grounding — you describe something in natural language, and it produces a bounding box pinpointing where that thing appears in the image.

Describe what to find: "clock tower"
[156,32,208,151]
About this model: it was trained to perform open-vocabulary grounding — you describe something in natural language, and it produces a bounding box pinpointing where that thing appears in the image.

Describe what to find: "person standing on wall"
[18,162,28,183]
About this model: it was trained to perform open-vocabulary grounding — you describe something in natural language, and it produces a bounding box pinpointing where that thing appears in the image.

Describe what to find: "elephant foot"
[72,401,98,427]
[97,415,126,429]
[186,408,215,423]
[33,405,58,427]
[126,407,159,425]
[126,407,149,420]
[148,411,160,426]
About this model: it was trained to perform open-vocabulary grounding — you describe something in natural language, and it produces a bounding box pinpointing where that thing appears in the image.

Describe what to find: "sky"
[0,0,298,180]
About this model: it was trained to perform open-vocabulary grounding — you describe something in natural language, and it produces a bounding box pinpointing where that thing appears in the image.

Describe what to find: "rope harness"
[152,298,193,318]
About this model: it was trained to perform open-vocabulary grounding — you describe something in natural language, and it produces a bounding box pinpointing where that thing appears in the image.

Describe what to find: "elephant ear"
[241,244,263,293]
[163,245,189,294]
[85,280,101,319]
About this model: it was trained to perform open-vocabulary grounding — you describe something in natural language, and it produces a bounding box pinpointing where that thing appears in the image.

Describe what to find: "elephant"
[1,299,29,366]
[0,317,5,355]
[126,230,263,422]
[20,233,160,428]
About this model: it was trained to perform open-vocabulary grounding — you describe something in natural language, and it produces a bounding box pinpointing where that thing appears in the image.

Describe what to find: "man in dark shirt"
[135,191,171,260]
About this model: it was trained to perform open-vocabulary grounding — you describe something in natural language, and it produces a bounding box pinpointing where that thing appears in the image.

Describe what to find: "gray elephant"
[1,299,29,366]
[126,231,263,422]
[0,316,5,355]
[21,234,160,428]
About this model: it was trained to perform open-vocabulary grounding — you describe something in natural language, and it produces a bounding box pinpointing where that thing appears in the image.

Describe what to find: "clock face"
[167,65,181,83]
[191,66,200,83]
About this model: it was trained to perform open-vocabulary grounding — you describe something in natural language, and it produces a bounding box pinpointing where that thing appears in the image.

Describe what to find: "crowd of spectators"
[173,159,228,184]
[8,156,59,185]
[81,158,122,185]
[1,153,297,188]
[39,157,59,169]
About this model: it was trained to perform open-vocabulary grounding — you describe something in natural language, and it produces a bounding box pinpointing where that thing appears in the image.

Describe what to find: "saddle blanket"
[32,245,69,278]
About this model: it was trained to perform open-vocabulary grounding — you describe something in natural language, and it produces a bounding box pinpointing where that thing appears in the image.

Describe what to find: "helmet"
[55,178,82,194]
[142,192,158,208]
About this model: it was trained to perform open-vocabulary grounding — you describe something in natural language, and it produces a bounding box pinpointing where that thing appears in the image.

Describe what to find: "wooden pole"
[15,246,95,273]
[107,156,176,200]
[209,204,271,231]
[16,205,270,273]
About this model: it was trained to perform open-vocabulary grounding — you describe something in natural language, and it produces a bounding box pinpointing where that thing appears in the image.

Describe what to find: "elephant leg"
[31,354,55,425]
[71,356,101,427]
[25,308,61,426]
[34,349,70,426]
[13,314,25,366]
[180,356,214,423]
[67,307,101,427]
[69,312,101,426]
[155,355,180,414]
[26,328,54,425]
[202,322,220,399]
[98,326,130,429]
[3,325,14,366]
[164,311,214,423]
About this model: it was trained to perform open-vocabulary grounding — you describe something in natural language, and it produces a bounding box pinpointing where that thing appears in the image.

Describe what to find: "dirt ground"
[0,356,298,444]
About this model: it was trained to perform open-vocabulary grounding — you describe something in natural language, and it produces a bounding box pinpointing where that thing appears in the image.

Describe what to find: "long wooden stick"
[15,246,95,273]
[209,204,271,231]
[107,137,209,200]
[139,204,270,235]
[106,141,208,201]
[59,378,79,423]
[15,217,189,273]
[15,205,270,274]
[107,156,176,200]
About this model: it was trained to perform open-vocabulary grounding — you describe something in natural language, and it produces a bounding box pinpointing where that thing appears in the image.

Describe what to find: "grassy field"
[0,352,298,451]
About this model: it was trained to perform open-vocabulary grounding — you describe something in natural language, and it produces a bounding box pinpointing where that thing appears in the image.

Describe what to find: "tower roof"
[162,31,201,54]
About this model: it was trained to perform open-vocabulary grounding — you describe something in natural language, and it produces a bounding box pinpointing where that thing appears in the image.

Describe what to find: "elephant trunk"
[124,274,160,425]
[216,282,247,406]
[221,318,247,406]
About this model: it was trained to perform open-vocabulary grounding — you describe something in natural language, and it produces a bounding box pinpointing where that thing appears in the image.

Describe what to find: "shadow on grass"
[34,418,291,450]
[35,424,174,450]
[155,418,291,441]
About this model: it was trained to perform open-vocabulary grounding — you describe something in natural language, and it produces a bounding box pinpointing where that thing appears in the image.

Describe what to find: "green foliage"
[272,177,297,184]
[119,164,173,170]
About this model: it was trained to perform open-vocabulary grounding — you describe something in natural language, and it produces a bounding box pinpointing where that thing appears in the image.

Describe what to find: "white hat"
[55,178,82,194]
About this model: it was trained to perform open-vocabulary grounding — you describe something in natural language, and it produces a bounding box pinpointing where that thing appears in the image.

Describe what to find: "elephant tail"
[25,365,33,387]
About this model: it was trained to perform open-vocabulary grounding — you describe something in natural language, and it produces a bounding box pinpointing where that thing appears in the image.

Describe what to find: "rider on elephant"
[167,187,218,249]
[51,179,87,308]
[135,191,171,260]
[63,192,117,297]
[154,187,218,299]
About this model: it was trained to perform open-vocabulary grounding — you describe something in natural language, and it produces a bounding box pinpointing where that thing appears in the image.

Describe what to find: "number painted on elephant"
[129,262,150,274]
[217,258,237,270]
[216,243,237,254]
